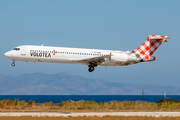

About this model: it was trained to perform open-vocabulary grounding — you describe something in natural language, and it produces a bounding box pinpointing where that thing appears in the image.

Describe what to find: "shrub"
[38,101,53,106]
[28,100,35,107]
[0,99,28,108]
[158,98,180,104]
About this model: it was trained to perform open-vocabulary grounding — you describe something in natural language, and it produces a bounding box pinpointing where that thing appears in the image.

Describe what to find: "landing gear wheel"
[88,66,94,72]
[11,61,15,66]
[11,63,15,66]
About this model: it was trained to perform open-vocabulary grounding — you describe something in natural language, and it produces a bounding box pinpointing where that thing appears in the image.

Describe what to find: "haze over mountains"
[0,72,179,95]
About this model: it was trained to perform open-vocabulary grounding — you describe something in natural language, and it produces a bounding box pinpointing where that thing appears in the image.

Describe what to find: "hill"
[0,72,179,95]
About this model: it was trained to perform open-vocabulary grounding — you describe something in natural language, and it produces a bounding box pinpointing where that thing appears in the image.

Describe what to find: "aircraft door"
[21,47,26,55]
[109,52,112,61]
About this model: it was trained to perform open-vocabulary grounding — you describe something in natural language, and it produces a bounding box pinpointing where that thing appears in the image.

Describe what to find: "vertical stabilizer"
[132,35,168,62]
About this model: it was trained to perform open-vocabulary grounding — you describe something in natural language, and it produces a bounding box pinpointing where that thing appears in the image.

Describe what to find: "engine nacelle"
[128,54,138,62]
[111,52,128,62]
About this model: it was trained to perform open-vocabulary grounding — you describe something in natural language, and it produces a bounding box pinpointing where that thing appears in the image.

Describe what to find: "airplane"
[4,35,169,72]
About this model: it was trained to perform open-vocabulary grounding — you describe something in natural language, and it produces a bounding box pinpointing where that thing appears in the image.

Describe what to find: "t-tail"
[132,35,168,62]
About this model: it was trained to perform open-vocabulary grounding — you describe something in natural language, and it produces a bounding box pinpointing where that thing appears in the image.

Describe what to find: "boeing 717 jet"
[4,35,169,72]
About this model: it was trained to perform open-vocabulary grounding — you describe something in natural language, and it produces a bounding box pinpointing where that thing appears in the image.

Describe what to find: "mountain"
[0,72,179,95]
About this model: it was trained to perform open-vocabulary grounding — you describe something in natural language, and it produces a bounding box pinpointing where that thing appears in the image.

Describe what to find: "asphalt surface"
[0,112,180,117]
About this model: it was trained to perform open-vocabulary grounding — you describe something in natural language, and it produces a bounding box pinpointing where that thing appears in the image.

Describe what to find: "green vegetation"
[158,98,180,103]
[0,99,180,112]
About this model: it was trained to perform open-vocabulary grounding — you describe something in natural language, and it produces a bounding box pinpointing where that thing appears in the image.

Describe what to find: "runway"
[0,112,180,117]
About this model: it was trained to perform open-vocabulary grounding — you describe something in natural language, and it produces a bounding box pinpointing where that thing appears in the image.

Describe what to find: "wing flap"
[73,55,111,65]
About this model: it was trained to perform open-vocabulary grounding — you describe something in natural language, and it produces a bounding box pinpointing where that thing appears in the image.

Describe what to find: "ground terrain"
[0,116,180,120]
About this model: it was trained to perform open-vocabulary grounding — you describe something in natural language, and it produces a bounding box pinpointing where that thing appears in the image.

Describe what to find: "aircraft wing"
[73,55,111,65]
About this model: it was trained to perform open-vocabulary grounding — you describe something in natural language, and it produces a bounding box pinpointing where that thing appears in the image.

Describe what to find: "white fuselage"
[4,35,167,72]
[4,45,138,66]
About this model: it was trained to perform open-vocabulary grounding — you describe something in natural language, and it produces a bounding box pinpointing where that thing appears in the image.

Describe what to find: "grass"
[0,99,180,112]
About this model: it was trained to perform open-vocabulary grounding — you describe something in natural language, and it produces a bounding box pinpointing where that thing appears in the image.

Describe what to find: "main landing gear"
[11,61,15,66]
[88,66,94,72]
[88,64,97,72]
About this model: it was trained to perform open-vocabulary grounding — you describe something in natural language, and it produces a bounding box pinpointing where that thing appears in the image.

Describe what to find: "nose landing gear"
[11,61,15,66]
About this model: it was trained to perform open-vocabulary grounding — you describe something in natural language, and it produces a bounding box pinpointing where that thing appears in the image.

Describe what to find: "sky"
[0,0,180,87]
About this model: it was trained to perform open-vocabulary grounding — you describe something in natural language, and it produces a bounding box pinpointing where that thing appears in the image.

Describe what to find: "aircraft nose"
[4,51,11,59]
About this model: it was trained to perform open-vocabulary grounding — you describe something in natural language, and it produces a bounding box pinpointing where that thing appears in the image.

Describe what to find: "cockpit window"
[13,48,20,51]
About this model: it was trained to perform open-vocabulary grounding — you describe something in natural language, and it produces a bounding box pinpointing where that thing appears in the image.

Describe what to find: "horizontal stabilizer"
[149,35,169,42]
